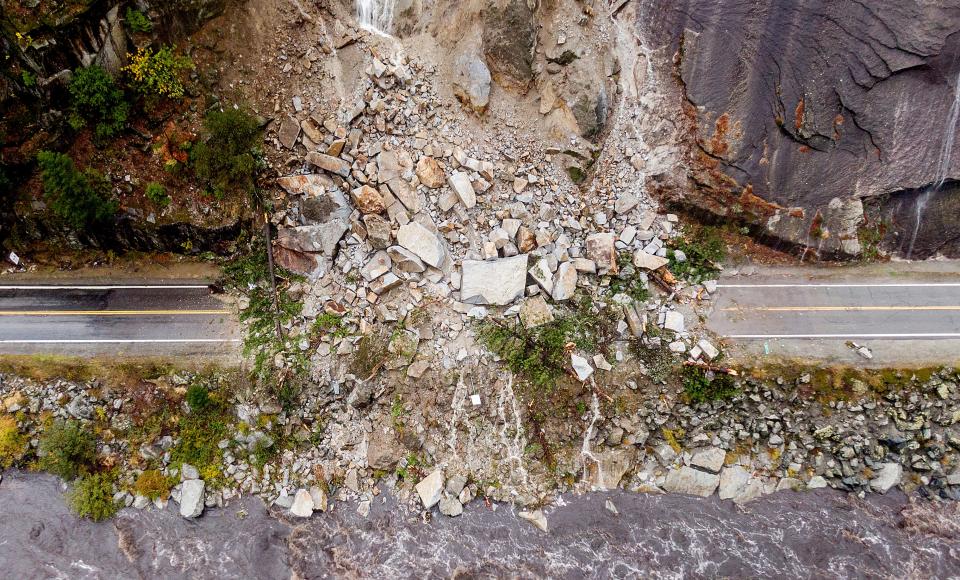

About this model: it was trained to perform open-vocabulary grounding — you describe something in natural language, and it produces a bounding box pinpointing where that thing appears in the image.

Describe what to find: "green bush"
[39,419,97,480]
[145,181,170,206]
[125,46,192,99]
[682,367,738,403]
[667,224,726,283]
[191,108,262,198]
[0,415,28,468]
[67,473,119,521]
[68,65,129,140]
[37,151,118,230]
[185,384,212,412]
[479,319,572,390]
[125,8,152,33]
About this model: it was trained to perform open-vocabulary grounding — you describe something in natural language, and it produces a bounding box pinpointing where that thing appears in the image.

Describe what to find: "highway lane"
[0,284,240,357]
[706,265,960,365]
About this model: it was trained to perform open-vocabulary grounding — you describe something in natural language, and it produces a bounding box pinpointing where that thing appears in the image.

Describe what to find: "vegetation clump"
[479,318,573,389]
[38,419,97,480]
[125,46,192,99]
[682,366,739,403]
[67,65,129,140]
[169,381,232,482]
[145,181,170,206]
[37,151,117,230]
[124,8,152,33]
[191,108,262,198]
[67,472,119,521]
[133,469,172,500]
[667,224,726,283]
[0,415,28,468]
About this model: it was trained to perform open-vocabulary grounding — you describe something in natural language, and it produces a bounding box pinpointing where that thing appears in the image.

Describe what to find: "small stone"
[310,486,328,512]
[520,296,554,328]
[633,250,669,271]
[586,233,618,275]
[306,152,351,177]
[807,476,829,489]
[387,245,427,273]
[697,339,719,360]
[551,262,578,301]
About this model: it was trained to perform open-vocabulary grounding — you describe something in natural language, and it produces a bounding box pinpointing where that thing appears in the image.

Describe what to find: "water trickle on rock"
[908,69,960,258]
[356,0,397,35]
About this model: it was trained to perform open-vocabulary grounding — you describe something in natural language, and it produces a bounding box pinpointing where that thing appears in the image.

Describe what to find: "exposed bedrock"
[642,0,960,258]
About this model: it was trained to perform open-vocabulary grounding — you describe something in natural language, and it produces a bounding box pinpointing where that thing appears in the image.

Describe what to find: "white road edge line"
[718,283,960,288]
[0,339,241,344]
[0,285,211,290]
[726,334,960,339]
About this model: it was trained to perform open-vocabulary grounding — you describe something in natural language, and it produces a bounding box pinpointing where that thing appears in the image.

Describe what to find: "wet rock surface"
[2,471,959,578]
[642,0,960,257]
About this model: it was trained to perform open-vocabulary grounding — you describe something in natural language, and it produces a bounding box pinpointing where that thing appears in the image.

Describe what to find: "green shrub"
[125,46,192,99]
[133,469,172,500]
[37,151,118,230]
[67,473,119,521]
[68,65,129,140]
[191,108,262,198]
[145,181,170,206]
[125,8,152,33]
[21,70,36,87]
[0,415,28,468]
[479,319,572,390]
[39,419,97,480]
[667,224,726,283]
[682,366,739,403]
[185,384,212,412]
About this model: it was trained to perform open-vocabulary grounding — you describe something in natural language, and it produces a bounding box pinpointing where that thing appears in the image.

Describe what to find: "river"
[1,471,958,578]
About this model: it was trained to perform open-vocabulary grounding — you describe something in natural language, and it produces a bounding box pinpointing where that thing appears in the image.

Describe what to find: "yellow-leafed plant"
[124,46,192,99]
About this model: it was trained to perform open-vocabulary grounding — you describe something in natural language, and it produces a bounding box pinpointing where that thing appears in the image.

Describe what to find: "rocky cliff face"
[640,0,960,258]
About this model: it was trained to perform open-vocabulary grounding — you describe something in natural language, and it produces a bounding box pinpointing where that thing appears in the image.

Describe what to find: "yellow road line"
[721,306,960,312]
[0,310,229,316]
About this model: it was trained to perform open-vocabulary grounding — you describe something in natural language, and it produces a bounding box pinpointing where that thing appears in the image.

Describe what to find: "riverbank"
[1,470,958,578]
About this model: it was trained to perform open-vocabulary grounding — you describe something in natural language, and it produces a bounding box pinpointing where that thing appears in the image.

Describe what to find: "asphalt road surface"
[0,283,239,357]
[707,263,960,366]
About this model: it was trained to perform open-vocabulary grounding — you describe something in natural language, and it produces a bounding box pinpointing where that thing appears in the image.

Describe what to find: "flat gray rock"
[460,255,528,305]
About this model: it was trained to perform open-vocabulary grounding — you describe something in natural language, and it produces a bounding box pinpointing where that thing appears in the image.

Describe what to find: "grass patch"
[68,472,119,521]
[667,224,726,283]
[608,252,651,303]
[169,381,233,484]
[479,318,572,390]
[133,469,174,500]
[0,415,28,468]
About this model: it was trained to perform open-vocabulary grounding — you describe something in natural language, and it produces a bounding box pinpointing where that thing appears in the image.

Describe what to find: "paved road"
[706,263,960,366]
[0,283,240,357]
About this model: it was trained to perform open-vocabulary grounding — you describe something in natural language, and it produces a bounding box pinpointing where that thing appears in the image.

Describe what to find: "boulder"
[690,447,726,474]
[460,255,528,305]
[439,497,464,517]
[586,233,618,275]
[448,172,477,209]
[550,262,578,301]
[306,152,351,177]
[718,465,751,500]
[278,115,301,150]
[416,469,445,509]
[452,52,491,113]
[870,462,903,493]
[633,250,669,271]
[387,245,427,273]
[310,486,328,512]
[179,479,205,518]
[518,509,548,532]
[367,430,403,470]
[415,157,445,188]
[397,223,447,268]
[290,489,314,518]
[662,466,720,497]
[351,185,387,215]
[360,250,392,281]
[363,214,392,249]
[483,0,536,92]
[277,222,349,257]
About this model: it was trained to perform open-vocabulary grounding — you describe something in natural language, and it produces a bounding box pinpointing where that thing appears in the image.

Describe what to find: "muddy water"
[2,471,959,579]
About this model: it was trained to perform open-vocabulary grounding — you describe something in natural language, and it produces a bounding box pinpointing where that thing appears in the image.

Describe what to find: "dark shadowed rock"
[483,0,536,92]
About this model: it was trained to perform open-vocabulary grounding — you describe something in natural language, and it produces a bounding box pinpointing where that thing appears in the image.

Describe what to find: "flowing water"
[907,69,960,258]
[2,470,960,578]
[356,0,397,34]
